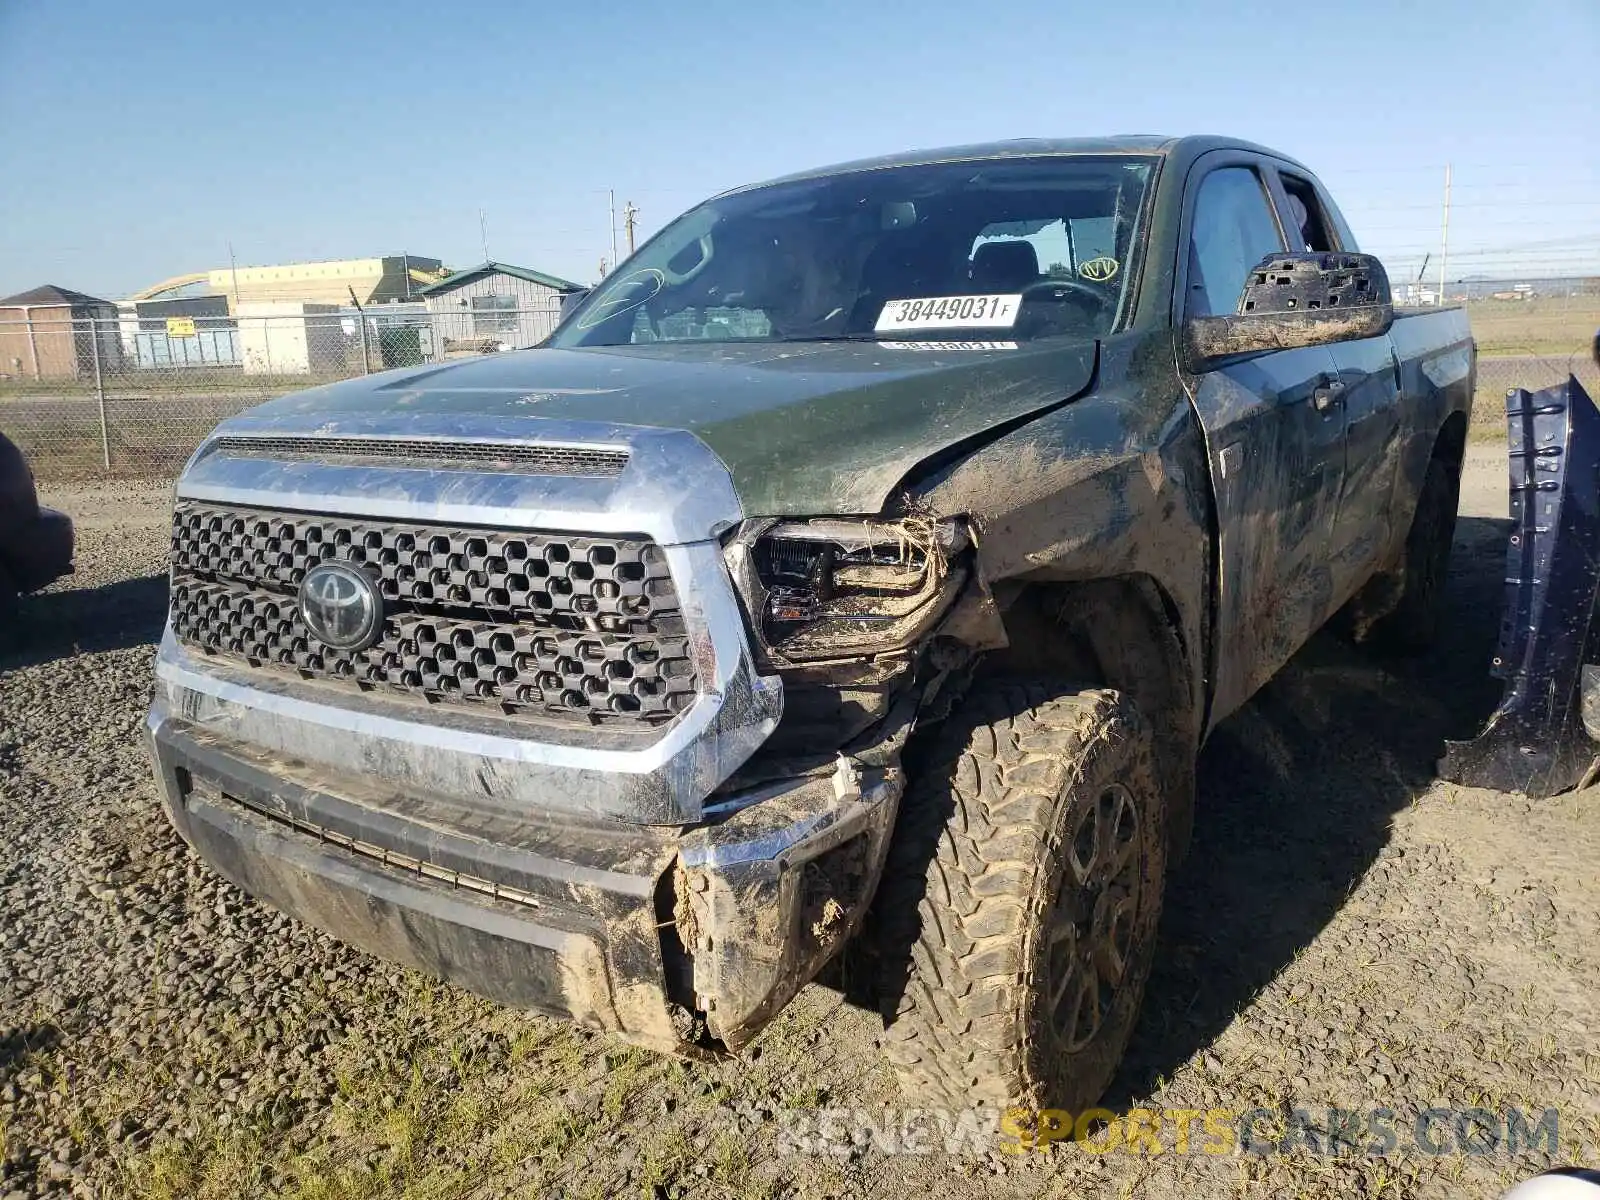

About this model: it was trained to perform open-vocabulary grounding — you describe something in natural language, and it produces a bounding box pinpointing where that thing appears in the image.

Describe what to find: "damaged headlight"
[725,517,968,661]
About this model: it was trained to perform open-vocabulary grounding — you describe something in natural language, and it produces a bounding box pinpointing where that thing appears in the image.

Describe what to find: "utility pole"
[623,201,639,256]
[1438,163,1452,305]
[227,241,242,314]
[348,286,370,375]
[479,209,491,263]
[608,190,619,274]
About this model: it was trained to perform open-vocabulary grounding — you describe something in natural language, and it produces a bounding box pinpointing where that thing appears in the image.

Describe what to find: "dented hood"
[240,339,1098,516]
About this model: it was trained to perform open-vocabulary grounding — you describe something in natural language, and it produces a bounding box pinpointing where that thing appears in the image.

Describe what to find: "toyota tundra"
[147,136,1474,1110]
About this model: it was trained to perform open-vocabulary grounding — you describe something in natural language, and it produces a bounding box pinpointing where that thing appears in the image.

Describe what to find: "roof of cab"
[723,135,1303,195]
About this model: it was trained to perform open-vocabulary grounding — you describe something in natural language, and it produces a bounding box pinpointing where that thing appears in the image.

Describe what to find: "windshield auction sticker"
[875,294,1022,332]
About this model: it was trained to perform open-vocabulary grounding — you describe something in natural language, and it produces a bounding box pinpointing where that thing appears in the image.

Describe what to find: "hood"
[234,339,1098,516]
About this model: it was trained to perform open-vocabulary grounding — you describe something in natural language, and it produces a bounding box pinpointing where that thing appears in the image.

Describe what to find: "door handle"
[1312,378,1347,412]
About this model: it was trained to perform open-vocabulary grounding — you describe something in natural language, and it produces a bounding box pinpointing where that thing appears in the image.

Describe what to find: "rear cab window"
[969,213,1123,285]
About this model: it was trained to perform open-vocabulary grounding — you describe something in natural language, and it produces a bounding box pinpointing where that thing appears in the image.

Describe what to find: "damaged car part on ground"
[147,135,1475,1112]
[1440,360,1600,797]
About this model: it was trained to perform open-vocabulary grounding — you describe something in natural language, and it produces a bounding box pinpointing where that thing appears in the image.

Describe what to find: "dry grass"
[1471,352,1600,443]
[0,370,352,402]
[87,977,821,1200]
[1464,296,1600,359]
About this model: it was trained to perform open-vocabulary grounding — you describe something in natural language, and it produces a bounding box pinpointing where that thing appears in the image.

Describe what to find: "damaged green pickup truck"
[148,135,1474,1111]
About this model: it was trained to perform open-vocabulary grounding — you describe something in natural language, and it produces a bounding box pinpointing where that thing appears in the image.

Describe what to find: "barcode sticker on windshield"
[875,294,1022,332]
[876,340,1019,351]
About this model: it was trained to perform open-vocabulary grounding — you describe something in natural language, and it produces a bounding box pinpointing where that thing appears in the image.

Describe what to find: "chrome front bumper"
[147,701,904,1051]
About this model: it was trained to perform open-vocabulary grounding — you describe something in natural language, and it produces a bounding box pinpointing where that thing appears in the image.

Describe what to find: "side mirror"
[1184,252,1393,370]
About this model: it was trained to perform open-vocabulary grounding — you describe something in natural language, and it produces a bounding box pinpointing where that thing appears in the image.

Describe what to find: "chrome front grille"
[209,436,629,477]
[168,502,698,725]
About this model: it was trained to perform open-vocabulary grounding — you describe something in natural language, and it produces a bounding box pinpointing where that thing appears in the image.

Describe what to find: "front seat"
[969,240,1042,292]
[846,236,944,332]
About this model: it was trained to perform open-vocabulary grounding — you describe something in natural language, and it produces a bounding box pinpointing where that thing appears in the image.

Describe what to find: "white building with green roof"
[418,262,584,349]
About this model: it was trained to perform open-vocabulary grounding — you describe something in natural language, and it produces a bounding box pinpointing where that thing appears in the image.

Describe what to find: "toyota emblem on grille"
[298,563,383,651]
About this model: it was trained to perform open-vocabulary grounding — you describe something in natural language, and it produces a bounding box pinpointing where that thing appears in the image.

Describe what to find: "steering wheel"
[1019,278,1114,309]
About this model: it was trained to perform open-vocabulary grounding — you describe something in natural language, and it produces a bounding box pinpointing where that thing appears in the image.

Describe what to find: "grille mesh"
[210,436,629,477]
[169,502,697,725]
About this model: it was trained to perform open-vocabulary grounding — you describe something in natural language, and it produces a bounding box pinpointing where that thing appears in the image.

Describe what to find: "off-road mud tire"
[1374,447,1462,651]
[0,561,17,640]
[876,681,1166,1110]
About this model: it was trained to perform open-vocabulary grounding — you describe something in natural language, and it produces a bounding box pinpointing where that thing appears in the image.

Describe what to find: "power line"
[1319,161,1600,173]
[1345,200,1600,212]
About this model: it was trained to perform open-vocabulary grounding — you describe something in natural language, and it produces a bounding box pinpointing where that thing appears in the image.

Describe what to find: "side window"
[1277,173,1338,253]
[1187,167,1286,318]
[1314,180,1359,251]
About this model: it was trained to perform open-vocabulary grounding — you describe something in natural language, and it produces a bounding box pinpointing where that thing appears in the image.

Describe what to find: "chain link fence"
[1476,353,1600,428]
[0,303,564,478]
[1452,289,1600,437]
[2,296,1596,480]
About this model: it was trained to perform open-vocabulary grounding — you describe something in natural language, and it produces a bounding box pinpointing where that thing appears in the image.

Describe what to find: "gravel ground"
[1,452,1597,1199]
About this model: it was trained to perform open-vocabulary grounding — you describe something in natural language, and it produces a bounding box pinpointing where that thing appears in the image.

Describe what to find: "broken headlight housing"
[724,517,968,661]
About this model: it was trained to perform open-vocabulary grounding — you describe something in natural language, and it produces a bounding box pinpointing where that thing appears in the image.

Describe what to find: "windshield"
[552,155,1155,348]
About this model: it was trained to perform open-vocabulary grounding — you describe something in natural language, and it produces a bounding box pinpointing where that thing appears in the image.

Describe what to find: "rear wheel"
[874,681,1166,1110]
[0,562,18,651]
[1373,449,1462,650]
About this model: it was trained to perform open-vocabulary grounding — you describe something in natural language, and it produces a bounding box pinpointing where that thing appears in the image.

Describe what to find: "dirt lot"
[1,450,1597,1200]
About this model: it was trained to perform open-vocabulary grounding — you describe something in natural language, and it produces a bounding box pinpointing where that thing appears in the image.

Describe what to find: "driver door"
[1178,156,1350,725]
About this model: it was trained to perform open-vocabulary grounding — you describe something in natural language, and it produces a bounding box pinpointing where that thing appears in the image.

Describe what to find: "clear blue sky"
[1,0,1595,300]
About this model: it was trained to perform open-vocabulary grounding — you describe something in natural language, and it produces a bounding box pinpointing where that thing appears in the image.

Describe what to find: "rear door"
[1177,154,1349,725]
[1267,165,1404,604]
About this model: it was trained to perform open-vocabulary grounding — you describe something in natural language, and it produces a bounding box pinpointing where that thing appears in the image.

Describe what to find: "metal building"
[0,284,123,380]
[122,296,239,368]
[418,262,583,351]
[128,255,446,310]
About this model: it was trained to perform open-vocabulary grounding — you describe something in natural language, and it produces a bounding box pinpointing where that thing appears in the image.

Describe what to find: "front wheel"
[875,681,1167,1110]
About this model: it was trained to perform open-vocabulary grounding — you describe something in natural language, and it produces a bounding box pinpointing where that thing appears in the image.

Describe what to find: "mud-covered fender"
[910,338,1212,756]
